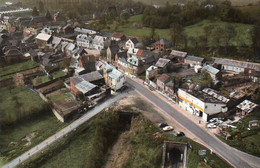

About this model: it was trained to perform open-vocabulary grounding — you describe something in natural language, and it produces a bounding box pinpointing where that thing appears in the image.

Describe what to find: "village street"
[1,91,129,168]
[126,76,260,168]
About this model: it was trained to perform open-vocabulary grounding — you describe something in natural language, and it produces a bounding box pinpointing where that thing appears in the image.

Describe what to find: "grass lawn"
[32,76,51,87]
[0,86,46,125]
[49,92,72,102]
[184,19,253,47]
[0,61,39,77]
[50,71,66,79]
[236,5,260,22]
[0,113,66,166]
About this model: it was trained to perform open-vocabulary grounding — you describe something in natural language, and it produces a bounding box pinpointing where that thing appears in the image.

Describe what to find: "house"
[249,120,259,129]
[213,57,260,82]
[76,34,92,48]
[63,24,74,34]
[78,54,96,73]
[178,88,228,121]
[125,38,140,49]
[84,48,101,60]
[154,39,171,51]
[103,64,125,91]
[146,65,158,82]
[157,74,170,92]
[53,12,65,22]
[236,100,258,116]
[184,55,204,66]
[155,58,171,73]
[111,32,125,41]
[92,35,108,51]
[115,51,128,72]
[107,45,120,64]
[128,50,159,75]
[35,33,52,48]
[70,76,99,96]
[74,27,97,35]
[4,48,23,63]
[170,50,187,63]
[202,65,221,80]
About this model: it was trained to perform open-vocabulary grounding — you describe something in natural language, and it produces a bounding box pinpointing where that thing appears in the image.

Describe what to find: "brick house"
[78,54,96,73]
[154,39,171,51]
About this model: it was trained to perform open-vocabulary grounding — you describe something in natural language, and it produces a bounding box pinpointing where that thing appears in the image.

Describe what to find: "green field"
[109,15,253,47]
[0,61,39,81]
[0,113,66,166]
[20,112,231,168]
[0,86,47,125]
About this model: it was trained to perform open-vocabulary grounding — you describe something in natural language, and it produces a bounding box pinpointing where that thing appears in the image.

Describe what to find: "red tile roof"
[112,32,124,38]
[136,49,144,57]
[157,74,170,83]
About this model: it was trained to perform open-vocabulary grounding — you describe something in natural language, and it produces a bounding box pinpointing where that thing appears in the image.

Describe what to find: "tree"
[32,7,39,16]
[170,23,183,49]
[39,1,45,13]
[120,12,130,22]
[203,24,214,46]
[251,22,260,59]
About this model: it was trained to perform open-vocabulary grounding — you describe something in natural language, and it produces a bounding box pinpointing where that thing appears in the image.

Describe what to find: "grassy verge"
[218,111,260,157]
[0,61,39,77]
[19,111,130,168]
[48,92,72,102]
[50,71,66,79]
[32,76,51,87]
[20,111,231,168]
[0,86,47,125]
[0,112,67,165]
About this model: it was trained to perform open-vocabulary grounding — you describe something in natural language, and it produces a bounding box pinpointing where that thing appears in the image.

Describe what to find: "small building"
[107,45,120,64]
[154,39,171,51]
[74,27,97,35]
[111,32,125,41]
[35,33,52,48]
[4,48,23,63]
[249,120,259,129]
[202,65,221,80]
[157,74,170,92]
[104,64,125,91]
[170,50,187,63]
[76,34,92,48]
[92,35,108,51]
[146,65,158,82]
[78,54,96,73]
[236,100,258,116]
[63,24,74,34]
[213,57,260,82]
[184,55,204,67]
[84,48,101,60]
[155,58,171,73]
[125,38,139,49]
[115,51,128,72]
[178,88,228,121]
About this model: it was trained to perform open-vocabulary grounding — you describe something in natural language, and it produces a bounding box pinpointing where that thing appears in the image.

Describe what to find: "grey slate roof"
[155,58,171,68]
[185,55,204,63]
[170,50,187,58]
[202,65,220,75]
[72,71,103,84]
[130,38,139,44]
[213,57,260,71]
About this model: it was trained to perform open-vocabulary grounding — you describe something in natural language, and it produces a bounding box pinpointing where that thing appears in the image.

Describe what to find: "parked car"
[173,131,185,137]
[162,126,173,132]
[158,123,168,128]
[207,123,217,129]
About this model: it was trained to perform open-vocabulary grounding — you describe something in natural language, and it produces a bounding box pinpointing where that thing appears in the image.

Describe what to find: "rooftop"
[237,100,258,113]
[213,57,260,71]
[170,50,187,58]
[202,65,220,75]
[202,88,230,103]
[155,58,171,68]
[35,33,52,41]
[157,74,170,83]
[185,55,204,62]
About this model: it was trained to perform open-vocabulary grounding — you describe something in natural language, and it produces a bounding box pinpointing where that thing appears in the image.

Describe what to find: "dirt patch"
[104,132,132,168]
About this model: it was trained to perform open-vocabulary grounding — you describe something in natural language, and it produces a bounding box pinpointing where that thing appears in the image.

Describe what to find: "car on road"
[162,126,174,132]
[158,123,168,128]
[173,131,185,137]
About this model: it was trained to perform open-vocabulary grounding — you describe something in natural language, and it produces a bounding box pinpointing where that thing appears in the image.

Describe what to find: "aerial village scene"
[0,0,259,168]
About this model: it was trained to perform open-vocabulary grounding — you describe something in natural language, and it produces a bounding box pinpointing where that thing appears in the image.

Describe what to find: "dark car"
[173,131,185,137]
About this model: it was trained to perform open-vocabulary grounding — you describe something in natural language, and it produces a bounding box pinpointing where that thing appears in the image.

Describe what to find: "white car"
[209,118,218,123]
[162,126,174,131]
[207,123,217,129]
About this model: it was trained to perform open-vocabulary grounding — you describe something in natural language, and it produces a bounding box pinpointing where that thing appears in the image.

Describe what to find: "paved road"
[126,77,260,168]
[2,92,129,168]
